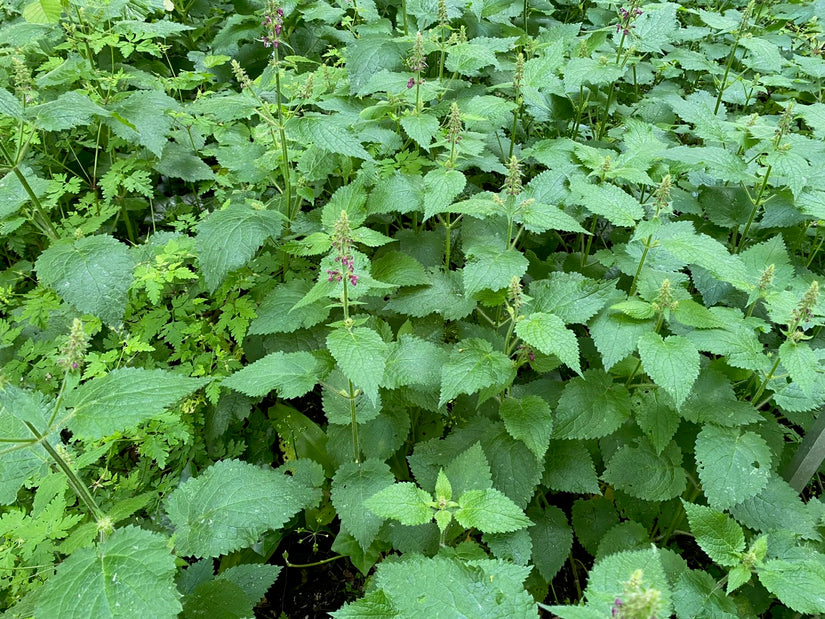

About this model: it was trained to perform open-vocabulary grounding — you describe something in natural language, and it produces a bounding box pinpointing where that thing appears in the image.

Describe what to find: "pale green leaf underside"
[35,235,136,326]
[222,351,322,399]
[165,459,314,557]
[65,368,208,440]
[35,526,181,619]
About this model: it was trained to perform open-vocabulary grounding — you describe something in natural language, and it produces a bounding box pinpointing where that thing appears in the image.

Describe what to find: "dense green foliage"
[2,0,825,616]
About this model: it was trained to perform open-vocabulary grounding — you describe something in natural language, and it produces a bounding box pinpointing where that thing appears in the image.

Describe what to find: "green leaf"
[529,273,614,325]
[400,112,440,150]
[292,114,371,160]
[602,439,687,501]
[454,488,533,533]
[673,569,739,619]
[584,548,672,618]
[0,89,23,119]
[528,505,574,581]
[196,204,283,292]
[671,299,726,328]
[107,90,179,158]
[680,365,762,427]
[571,497,620,556]
[695,425,772,510]
[0,387,50,504]
[759,553,825,614]
[331,459,395,551]
[439,339,515,406]
[35,526,181,618]
[554,369,632,439]
[682,502,745,567]
[364,482,434,526]
[22,0,62,23]
[516,312,581,375]
[514,200,586,234]
[542,440,601,494]
[611,298,656,320]
[729,476,818,538]
[364,555,537,616]
[569,179,644,227]
[590,309,654,371]
[165,459,313,557]
[382,335,447,389]
[633,389,680,455]
[35,235,135,326]
[444,442,494,497]
[249,279,330,335]
[483,528,533,565]
[366,173,424,215]
[370,251,429,286]
[222,351,322,399]
[0,165,50,220]
[726,565,752,594]
[181,579,252,619]
[780,341,821,396]
[154,142,215,181]
[65,368,207,440]
[215,564,281,605]
[423,168,467,220]
[463,247,529,296]
[435,469,452,502]
[327,327,388,406]
[346,37,403,96]
[27,92,110,131]
[332,590,395,618]
[499,396,553,460]
[637,332,700,409]
[385,269,476,320]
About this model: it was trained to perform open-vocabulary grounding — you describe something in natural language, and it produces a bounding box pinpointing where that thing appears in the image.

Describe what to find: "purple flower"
[407,77,415,89]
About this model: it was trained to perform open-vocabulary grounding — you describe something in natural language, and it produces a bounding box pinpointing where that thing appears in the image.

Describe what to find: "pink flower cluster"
[327,255,358,286]
[262,5,285,48]
[616,6,642,35]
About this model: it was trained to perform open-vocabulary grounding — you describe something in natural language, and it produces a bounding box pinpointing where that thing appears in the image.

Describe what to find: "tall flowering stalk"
[263,0,293,222]
[509,52,524,159]
[329,210,362,462]
[629,174,672,296]
[407,31,427,112]
[597,0,642,139]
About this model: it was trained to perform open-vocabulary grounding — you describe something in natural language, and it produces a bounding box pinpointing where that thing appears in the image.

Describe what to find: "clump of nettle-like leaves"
[2,0,825,616]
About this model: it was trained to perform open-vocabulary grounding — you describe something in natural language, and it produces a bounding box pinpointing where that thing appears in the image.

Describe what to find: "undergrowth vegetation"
[2,0,825,615]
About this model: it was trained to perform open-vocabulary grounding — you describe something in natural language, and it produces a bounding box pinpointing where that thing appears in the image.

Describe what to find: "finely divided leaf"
[516,312,582,374]
[682,502,745,567]
[35,526,181,619]
[327,327,388,405]
[637,332,700,409]
[695,425,772,510]
[65,368,208,440]
[165,459,314,557]
[454,488,533,534]
[196,204,283,292]
[35,235,136,326]
[221,351,323,399]
[364,483,434,526]
[439,339,515,406]
[331,459,395,551]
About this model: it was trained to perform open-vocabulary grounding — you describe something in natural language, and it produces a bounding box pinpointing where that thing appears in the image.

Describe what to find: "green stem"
[273,47,293,223]
[580,216,598,267]
[750,354,782,405]
[736,165,771,254]
[509,105,519,159]
[283,552,345,568]
[629,236,652,296]
[348,379,360,464]
[444,213,452,268]
[806,226,825,268]
[25,423,104,522]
